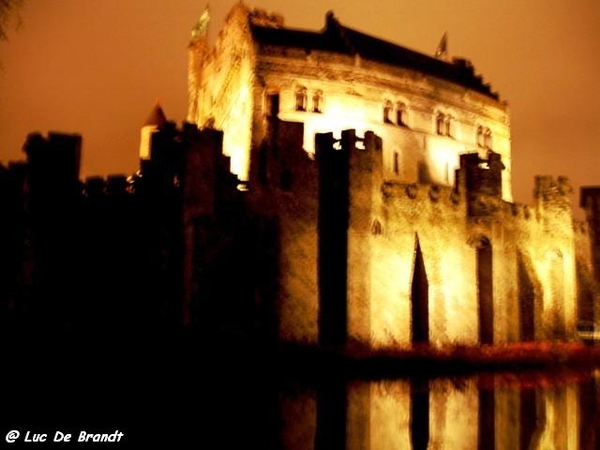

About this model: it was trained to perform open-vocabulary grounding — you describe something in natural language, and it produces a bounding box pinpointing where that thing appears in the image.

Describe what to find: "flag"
[191,5,210,40]
[435,32,448,59]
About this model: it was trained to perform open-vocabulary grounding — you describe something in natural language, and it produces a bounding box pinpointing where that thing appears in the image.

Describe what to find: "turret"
[139,102,167,160]
[187,6,212,124]
[581,187,600,284]
[457,150,504,217]
[534,176,573,233]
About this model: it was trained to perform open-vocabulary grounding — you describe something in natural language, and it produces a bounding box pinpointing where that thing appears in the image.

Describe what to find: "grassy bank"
[275,340,600,379]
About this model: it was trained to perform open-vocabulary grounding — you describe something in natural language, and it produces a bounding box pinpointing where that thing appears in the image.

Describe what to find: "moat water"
[279,371,600,450]
[264,368,600,449]
[6,345,600,448]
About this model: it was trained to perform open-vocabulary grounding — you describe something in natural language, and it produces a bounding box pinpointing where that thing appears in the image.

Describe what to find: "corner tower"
[139,102,167,160]
[187,2,257,181]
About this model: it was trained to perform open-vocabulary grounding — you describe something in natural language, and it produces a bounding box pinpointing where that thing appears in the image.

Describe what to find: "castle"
[1,3,599,350]
[186,3,599,347]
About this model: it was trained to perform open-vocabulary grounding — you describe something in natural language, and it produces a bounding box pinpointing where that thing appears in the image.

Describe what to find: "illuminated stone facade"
[188,3,598,347]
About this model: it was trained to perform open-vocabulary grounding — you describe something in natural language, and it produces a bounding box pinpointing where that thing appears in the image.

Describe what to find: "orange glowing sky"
[0,0,598,212]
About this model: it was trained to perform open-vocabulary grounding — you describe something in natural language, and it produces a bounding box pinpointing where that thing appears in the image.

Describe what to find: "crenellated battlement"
[381,181,461,206]
[2,114,600,349]
[535,175,573,200]
[83,174,133,197]
[0,124,248,333]
[266,127,593,346]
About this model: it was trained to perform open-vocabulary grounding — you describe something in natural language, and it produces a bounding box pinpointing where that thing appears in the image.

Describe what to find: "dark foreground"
[2,334,599,447]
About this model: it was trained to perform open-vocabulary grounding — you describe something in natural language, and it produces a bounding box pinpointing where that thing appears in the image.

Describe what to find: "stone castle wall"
[188,3,256,179]
[186,4,598,348]
[253,48,513,200]
[2,124,596,348]
[344,133,583,347]
[256,120,593,348]
[189,3,512,199]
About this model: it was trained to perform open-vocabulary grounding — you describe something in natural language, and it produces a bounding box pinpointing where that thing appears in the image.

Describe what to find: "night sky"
[0,0,598,212]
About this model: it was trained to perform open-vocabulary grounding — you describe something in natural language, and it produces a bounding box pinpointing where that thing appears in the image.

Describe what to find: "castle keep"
[187,3,598,347]
[1,3,599,350]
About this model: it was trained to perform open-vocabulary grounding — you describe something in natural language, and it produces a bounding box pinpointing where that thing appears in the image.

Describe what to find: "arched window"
[397,102,407,126]
[371,219,382,236]
[477,126,485,147]
[445,115,453,137]
[383,100,393,123]
[484,129,493,150]
[295,86,307,111]
[436,112,445,135]
[312,90,323,113]
[266,93,280,118]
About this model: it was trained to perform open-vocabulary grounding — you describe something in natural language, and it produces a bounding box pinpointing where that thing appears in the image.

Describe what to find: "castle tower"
[581,187,600,284]
[187,6,211,126]
[139,102,167,160]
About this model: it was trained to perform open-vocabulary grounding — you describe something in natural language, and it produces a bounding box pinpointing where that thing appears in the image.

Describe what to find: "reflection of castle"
[282,374,599,450]
[1,4,599,349]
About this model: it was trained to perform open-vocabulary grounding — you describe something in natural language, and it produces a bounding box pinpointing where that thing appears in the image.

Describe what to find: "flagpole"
[191,4,211,42]
[435,32,448,60]
[205,3,210,41]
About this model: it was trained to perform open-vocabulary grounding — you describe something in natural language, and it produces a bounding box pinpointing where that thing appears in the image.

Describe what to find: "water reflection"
[279,370,600,449]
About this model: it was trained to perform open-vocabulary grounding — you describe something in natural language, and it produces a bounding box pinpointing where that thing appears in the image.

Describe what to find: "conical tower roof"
[144,103,168,127]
